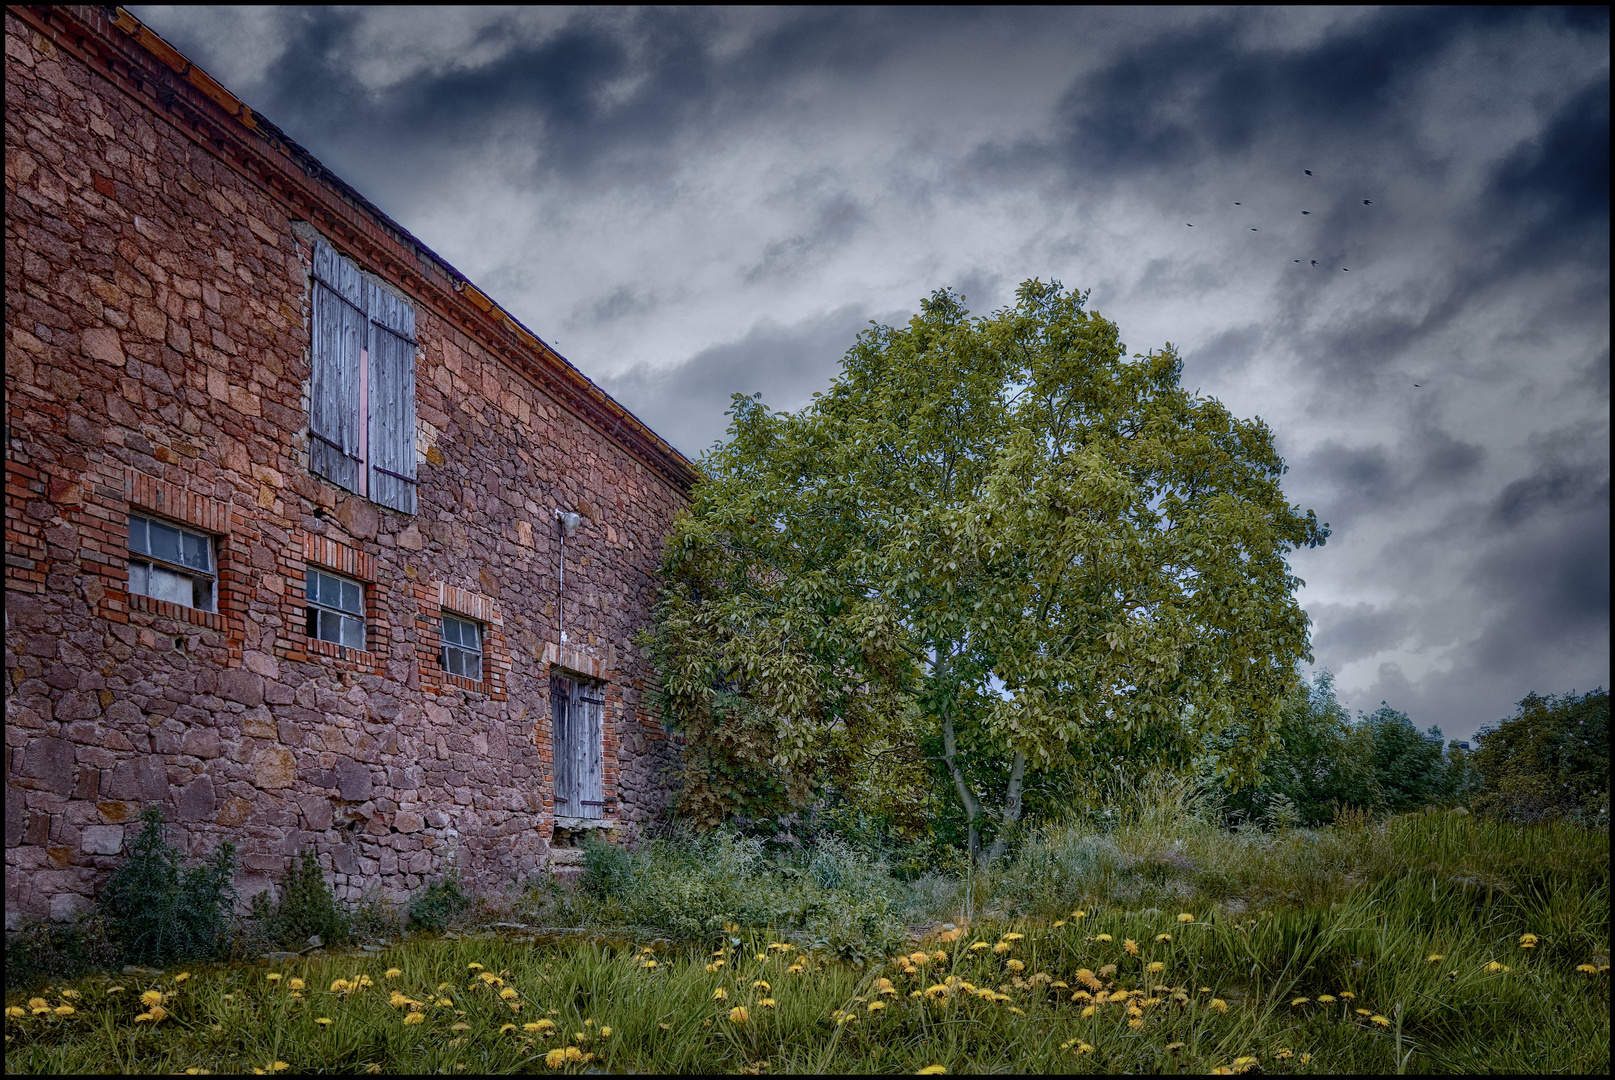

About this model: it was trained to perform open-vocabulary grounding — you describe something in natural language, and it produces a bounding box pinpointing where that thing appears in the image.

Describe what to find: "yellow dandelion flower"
[753,980,771,991]
[1291,997,1310,1007]
[867,1000,884,1013]
[1483,961,1510,974]
[729,1006,750,1024]
[787,963,805,974]
[272,1063,290,1073]
[1339,991,1355,1000]
[924,984,950,999]
[316,1017,334,1026]
[1094,933,1113,943]
[1356,1008,1372,1016]
[1233,1056,1258,1067]
[1370,1014,1391,1028]
[1275,1048,1293,1061]
[436,998,453,1008]
[500,987,519,1001]
[1054,920,1066,928]
[599,1025,612,1037]
[60,990,80,1000]
[643,959,658,969]
[384,968,402,979]
[1001,932,1024,942]
[1299,1053,1313,1065]
[403,1012,425,1025]
[1210,998,1228,1013]
[107,987,125,995]
[1155,933,1171,943]
[1178,913,1195,923]
[754,953,767,963]
[1073,909,1087,919]
[467,963,484,972]
[288,978,305,991]
[544,1048,568,1068]
[713,987,728,1000]
[135,1012,156,1023]
[5,1006,26,1019]
[1166,1042,1185,1052]
[172,972,190,983]
[1577,963,1599,974]
[53,1005,75,1016]
[533,1018,557,1033]
[1317,994,1336,1004]
[450,1022,471,1032]
[479,972,501,985]
[705,961,723,973]
[992,942,1011,955]
[1081,1005,1097,1018]
[1072,990,1093,1002]
[265,973,282,983]
[1128,1017,1144,1029]
[141,990,164,1008]
[1519,934,1538,948]
[1006,959,1026,973]
[969,941,990,952]
[1124,938,1140,955]
[1098,964,1118,978]
[916,1067,947,1076]
[1147,961,1166,974]
[500,1023,517,1034]
[330,979,351,994]
[1427,953,1444,963]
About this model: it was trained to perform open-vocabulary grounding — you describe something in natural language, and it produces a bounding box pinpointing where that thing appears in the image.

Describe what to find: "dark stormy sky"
[131,6,1609,741]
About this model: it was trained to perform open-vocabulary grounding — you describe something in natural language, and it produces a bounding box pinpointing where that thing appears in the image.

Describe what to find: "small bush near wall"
[408,874,471,932]
[3,915,120,992]
[98,806,237,968]
[247,851,352,949]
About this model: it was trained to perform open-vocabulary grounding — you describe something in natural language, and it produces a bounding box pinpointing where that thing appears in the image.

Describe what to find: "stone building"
[5,6,697,924]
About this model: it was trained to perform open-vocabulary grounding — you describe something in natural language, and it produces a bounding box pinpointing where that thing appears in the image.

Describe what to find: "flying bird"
[1294,259,1301,263]
[1414,384,1421,387]
[1302,210,1312,215]
[1251,228,1259,231]
[1305,169,1313,175]
[1234,202,1241,205]
[1363,200,1372,205]
[1186,223,1193,227]
[1342,267,1350,271]
[1311,260,1317,266]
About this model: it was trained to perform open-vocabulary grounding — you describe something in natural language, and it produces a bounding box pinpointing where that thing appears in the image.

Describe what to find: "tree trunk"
[984,751,1027,866]
[940,709,982,864]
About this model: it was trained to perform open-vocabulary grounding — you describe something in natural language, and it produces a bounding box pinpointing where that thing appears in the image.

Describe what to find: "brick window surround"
[416,581,509,700]
[119,468,238,634]
[276,530,386,673]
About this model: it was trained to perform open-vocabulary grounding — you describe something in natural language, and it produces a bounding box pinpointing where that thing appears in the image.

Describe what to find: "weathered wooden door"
[550,675,603,819]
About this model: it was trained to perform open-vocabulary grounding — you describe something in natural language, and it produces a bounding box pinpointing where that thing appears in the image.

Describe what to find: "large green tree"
[644,281,1329,862]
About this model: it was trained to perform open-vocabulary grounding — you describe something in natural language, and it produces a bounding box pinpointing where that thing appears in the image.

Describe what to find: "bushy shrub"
[1472,689,1609,825]
[577,830,908,962]
[408,873,471,932]
[98,805,236,966]
[3,914,120,990]
[249,850,351,948]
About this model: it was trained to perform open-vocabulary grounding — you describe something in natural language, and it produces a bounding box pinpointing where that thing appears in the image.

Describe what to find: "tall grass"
[8,786,1607,1074]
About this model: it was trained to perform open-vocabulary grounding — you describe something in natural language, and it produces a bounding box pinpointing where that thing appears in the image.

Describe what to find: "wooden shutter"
[551,675,575,817]
[576,682,605,819]
[366,281,417,514]
[309,242,365,493]
[550,676,604,820]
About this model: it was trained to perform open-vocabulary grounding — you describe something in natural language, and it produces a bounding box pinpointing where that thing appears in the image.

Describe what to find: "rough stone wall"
[4,9,689,925]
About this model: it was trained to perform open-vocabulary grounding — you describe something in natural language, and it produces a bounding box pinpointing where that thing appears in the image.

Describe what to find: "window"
[128,513,215,611]
[308,239,418,514]
[441,614,483,680]
[305,568,366,649]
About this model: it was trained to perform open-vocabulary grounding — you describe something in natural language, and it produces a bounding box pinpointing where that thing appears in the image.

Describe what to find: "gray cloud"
[129,6,1610,740]
[602,304,901,459]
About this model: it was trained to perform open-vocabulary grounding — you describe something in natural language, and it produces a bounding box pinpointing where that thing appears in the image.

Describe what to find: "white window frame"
[441,614,483,680]
[127,512,216,612]
[304,567,366,650]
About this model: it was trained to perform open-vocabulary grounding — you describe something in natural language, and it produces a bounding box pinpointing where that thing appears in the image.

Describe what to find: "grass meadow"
[5,808,1608,1074]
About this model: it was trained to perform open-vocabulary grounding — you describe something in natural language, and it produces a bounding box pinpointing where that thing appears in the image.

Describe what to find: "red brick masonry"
[5,6,694,923]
